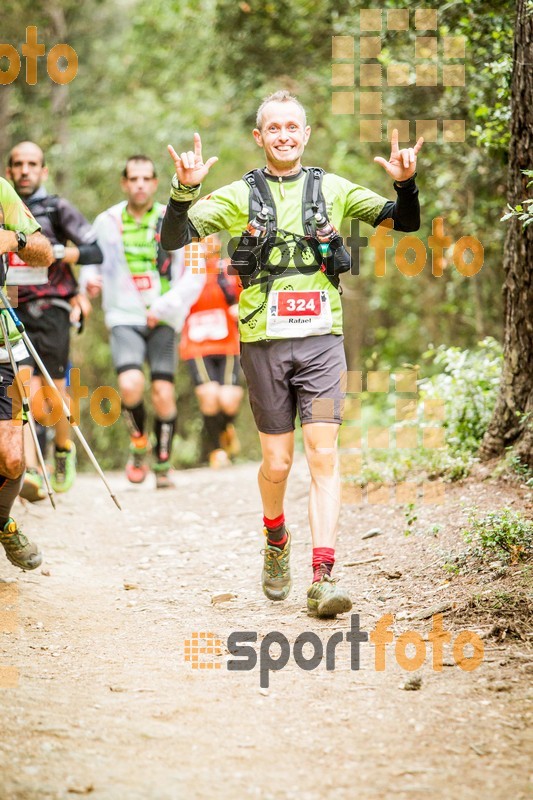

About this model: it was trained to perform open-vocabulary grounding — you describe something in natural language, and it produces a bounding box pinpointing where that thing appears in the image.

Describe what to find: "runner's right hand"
[167,133,218,187]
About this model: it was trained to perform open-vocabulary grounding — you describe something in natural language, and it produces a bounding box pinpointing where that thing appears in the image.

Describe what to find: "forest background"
[0,0,519,473]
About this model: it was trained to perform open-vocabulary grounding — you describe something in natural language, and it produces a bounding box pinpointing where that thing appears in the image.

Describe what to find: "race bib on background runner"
[266,290,332,338]
[6,252,48,285]
[132,271,160,307]
[188,309,229,342]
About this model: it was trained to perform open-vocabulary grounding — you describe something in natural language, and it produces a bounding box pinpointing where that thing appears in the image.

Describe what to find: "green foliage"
[403,502,417,536]
[463,507,533,563]
[420,338,502,454]
[0,0,518,471]
[501,170,533,229]
[507,454,533,487]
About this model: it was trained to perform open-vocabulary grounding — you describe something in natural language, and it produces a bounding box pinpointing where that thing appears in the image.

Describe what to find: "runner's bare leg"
[258,431,294,519]
[302,422,341,548]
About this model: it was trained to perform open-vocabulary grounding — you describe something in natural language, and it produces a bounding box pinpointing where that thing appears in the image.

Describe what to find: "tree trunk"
[479,0,533,467]
[47,3,70,195]
[0,85,13,168]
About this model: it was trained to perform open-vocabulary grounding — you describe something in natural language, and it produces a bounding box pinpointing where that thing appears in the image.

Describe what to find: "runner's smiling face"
[253,101,311,175]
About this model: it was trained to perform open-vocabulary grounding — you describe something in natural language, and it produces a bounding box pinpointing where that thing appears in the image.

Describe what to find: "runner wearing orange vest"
[180,235,243,467]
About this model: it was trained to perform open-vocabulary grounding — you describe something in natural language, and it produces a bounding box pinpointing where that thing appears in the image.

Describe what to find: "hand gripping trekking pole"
[0,312,56,509]
[0,287,122,510]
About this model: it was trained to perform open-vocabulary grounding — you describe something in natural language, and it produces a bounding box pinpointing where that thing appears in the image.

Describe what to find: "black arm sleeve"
[374,176,420,232]
[77,242,103,264]
[160,199,198,250]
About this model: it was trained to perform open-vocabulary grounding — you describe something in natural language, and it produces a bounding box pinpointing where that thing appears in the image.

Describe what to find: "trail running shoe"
[153,460,174,489]
[125,436,149,484]
[261,529,292,601]
[209,448,230,469]
[307,571,352,618]
[220,424,241,458]
[20,468,46,503]
[0,518,42,571]
[51,441,76,493]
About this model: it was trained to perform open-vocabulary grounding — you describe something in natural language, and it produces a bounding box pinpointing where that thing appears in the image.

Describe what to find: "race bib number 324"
[277,291,321,316]
[266,290,332,338]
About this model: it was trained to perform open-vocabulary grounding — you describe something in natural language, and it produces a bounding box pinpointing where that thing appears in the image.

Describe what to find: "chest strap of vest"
[243,170,277,232]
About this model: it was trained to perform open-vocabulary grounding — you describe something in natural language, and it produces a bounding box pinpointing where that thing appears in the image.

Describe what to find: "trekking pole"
[0,287,122,510]
[0,312,56,509]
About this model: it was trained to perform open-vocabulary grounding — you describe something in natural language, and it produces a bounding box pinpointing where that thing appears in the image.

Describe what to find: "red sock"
[264,513,287,548]
[312,547,335,582]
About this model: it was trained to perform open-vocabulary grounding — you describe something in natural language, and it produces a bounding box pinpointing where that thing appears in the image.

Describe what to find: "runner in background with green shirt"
[0,176,53,570]
[161,91,423,617]
[81,156,204,488]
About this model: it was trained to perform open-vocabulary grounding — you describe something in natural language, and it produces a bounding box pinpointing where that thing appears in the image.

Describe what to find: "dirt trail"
[0,458,531,800]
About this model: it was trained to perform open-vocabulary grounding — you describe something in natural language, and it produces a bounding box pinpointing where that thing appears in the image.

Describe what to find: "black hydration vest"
[230,167,351,293]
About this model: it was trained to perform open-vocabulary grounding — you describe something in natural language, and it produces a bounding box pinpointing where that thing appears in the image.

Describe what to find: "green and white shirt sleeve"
[0,177,41,236]
[0,177,40,358]
[322,173,389,227]
[188,180,250,239]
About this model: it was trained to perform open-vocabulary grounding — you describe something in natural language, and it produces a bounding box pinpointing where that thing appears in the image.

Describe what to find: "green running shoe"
[0,518,42,571]
[307,573,352,618]
[153,460,174,489]
[51,440,76,493]
[20,467,46,502]
[261,529,292,601]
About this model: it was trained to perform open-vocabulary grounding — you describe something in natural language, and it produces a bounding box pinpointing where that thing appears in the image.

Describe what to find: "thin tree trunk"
[0,85,14,168]
[480,0,533,467]
[47,4,70,195]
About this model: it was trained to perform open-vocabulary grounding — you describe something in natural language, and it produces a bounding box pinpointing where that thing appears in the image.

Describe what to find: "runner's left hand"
[374,128,424,182]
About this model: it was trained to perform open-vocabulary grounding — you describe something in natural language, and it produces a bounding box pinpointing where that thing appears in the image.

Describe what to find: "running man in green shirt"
[0,176,53,571]
[161,91,423,617]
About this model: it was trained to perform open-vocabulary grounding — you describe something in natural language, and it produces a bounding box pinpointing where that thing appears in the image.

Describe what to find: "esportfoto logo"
[185,613,484,688]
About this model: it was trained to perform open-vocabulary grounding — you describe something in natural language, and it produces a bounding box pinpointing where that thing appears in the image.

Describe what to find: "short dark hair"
[7,142,46,168]
[122,155,157,179]
[256,90,307,129]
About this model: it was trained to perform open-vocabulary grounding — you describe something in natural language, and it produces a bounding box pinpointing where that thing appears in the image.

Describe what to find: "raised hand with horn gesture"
[373,128,424,182]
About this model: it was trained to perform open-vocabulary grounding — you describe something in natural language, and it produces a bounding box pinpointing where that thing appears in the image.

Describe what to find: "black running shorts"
[18,303,71,380]
[186,354,241,387]
[240,334,346,434]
